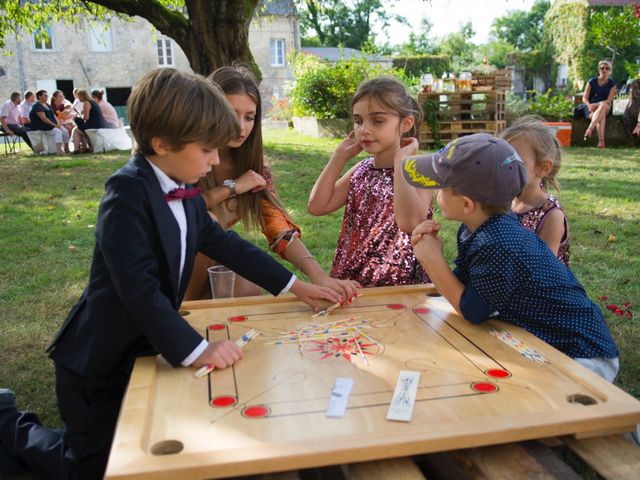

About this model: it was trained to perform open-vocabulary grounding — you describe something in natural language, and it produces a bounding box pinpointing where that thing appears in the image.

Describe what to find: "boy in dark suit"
[0,68,344,479]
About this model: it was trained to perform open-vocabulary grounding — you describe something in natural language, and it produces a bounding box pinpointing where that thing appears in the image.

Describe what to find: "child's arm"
[199,214,342,310]
[411,220,464,314]
[284,237,360,302]
[537,208,566,257]
[201,170,267,209]
[308,132,362,216]
[393,138,435,233]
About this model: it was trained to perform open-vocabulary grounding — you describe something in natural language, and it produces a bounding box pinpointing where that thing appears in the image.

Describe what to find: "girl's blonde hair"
[350,76,422,138]
[499,114,561,192]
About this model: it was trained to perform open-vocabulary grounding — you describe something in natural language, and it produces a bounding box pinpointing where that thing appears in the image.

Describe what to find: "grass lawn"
[0,131,638,477]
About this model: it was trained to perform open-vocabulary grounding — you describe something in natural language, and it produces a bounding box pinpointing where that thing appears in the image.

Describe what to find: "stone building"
[0,0,300,120]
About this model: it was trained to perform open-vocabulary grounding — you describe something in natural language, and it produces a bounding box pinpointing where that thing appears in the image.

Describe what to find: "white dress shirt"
[146,159,296,366]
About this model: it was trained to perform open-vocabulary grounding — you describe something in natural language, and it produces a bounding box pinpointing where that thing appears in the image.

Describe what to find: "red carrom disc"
[471,382,498,393]
[413,307,430,314]
[207,324,226,331]
[228,315,248,322]
[486,368,511,379]
[386,304,406,310]
[242,405,270,418]
[211,396,237,407]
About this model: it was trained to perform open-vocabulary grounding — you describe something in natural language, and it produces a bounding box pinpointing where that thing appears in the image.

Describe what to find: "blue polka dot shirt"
[453,214,618,359]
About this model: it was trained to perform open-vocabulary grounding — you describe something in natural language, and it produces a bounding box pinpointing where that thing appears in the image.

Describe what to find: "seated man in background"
[18,90,35,126]
[1,92,34,151]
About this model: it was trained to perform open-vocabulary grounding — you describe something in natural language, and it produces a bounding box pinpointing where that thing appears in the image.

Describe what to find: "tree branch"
[87,0,190,46]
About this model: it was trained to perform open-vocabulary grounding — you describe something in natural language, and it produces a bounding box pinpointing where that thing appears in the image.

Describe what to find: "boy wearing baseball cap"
[399,133,619,382]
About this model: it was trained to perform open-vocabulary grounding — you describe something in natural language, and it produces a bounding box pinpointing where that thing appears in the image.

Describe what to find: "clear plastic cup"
[208,265,236,299]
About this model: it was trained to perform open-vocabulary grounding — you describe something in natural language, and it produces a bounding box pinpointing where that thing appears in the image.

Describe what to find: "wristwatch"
[222,178,237,199]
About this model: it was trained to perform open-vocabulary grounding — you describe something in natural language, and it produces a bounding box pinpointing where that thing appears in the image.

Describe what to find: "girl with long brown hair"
[184,64,359,301]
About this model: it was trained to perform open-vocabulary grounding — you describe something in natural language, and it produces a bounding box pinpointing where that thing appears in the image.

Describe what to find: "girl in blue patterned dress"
[500,116,570,266]
[308,77,434,287]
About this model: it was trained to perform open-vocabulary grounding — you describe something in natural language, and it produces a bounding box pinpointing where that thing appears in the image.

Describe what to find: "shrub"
[526,89,573,121]
[505,91,530,126]
[289,53,406,119]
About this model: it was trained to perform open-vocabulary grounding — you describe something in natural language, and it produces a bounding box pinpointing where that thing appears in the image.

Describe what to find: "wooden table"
[105,285,640,479]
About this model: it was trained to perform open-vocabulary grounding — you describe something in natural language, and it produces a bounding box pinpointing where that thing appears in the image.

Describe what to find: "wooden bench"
[85,127,133,153]
[256,435,639,480]
[26,130,59,154]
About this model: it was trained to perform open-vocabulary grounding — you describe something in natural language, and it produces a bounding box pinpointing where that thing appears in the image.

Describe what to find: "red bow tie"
[165,187,202,201]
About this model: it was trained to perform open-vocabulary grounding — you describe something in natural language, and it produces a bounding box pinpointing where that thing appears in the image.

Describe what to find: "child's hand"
[236,170,267,195]
[411,220,441,245]
[411,220,443,263]
[192,340,244,369]
[313,275,360,305]
[289,278,342,311]
[396,137,419,160]
[333,131,363,163]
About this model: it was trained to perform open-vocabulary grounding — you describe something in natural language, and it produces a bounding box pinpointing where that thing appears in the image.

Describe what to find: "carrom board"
[105,285,640,480]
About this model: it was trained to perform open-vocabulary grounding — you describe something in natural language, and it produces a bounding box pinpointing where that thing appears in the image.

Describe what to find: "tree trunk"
[181,0,261,78]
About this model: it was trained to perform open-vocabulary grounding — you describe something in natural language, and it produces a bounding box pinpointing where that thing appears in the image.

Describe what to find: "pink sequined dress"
[515,195,570,266]
[331,157,433,287]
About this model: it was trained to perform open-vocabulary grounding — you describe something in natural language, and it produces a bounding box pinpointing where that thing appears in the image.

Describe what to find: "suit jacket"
[48,154,292,380]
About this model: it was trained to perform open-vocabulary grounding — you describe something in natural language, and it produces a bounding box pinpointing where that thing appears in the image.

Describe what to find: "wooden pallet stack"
[418,70,510,148]
[418,90,506,148]
[471,69,512,92]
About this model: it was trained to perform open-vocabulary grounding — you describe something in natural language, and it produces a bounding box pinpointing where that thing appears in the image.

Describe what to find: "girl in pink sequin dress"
[500,116,570,266]
[308,77,434,287]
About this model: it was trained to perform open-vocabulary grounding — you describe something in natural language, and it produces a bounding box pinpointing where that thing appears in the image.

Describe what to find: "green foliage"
[394,18,436,56]
[289,52,401,119]
[491,0,550,51]
[296,0,406,50]
[526,89,573,121]
[590,5,639,65]
[392,54,451,78]
[504,91,529,124]
[544,1,590,87]
[544,2,640,88]
[437,22,476,71]
[480,39,515,70]
[421,98,441,149]
[623,59,640,80]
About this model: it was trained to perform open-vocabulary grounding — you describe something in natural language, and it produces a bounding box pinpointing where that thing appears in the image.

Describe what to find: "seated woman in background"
[50,90,75,139]
[71,89,106,153]
[91,90,119,128]
[29,89,70,155]
[184,64,359,302]
[71,88,84,116]
[581,59,617,149]
[623,78,640,137]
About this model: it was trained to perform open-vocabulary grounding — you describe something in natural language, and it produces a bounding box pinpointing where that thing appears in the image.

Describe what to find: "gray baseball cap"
[401,133,527,205]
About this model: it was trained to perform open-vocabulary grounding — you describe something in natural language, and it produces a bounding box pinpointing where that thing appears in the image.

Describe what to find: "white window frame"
[157,38,175,67]
[270,38,285,67]
[33,25,54,52]
[88,21,113,52]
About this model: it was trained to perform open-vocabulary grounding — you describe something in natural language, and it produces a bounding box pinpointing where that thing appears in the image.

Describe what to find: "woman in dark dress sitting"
[581,59,617,149]
[71,89,105,153]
